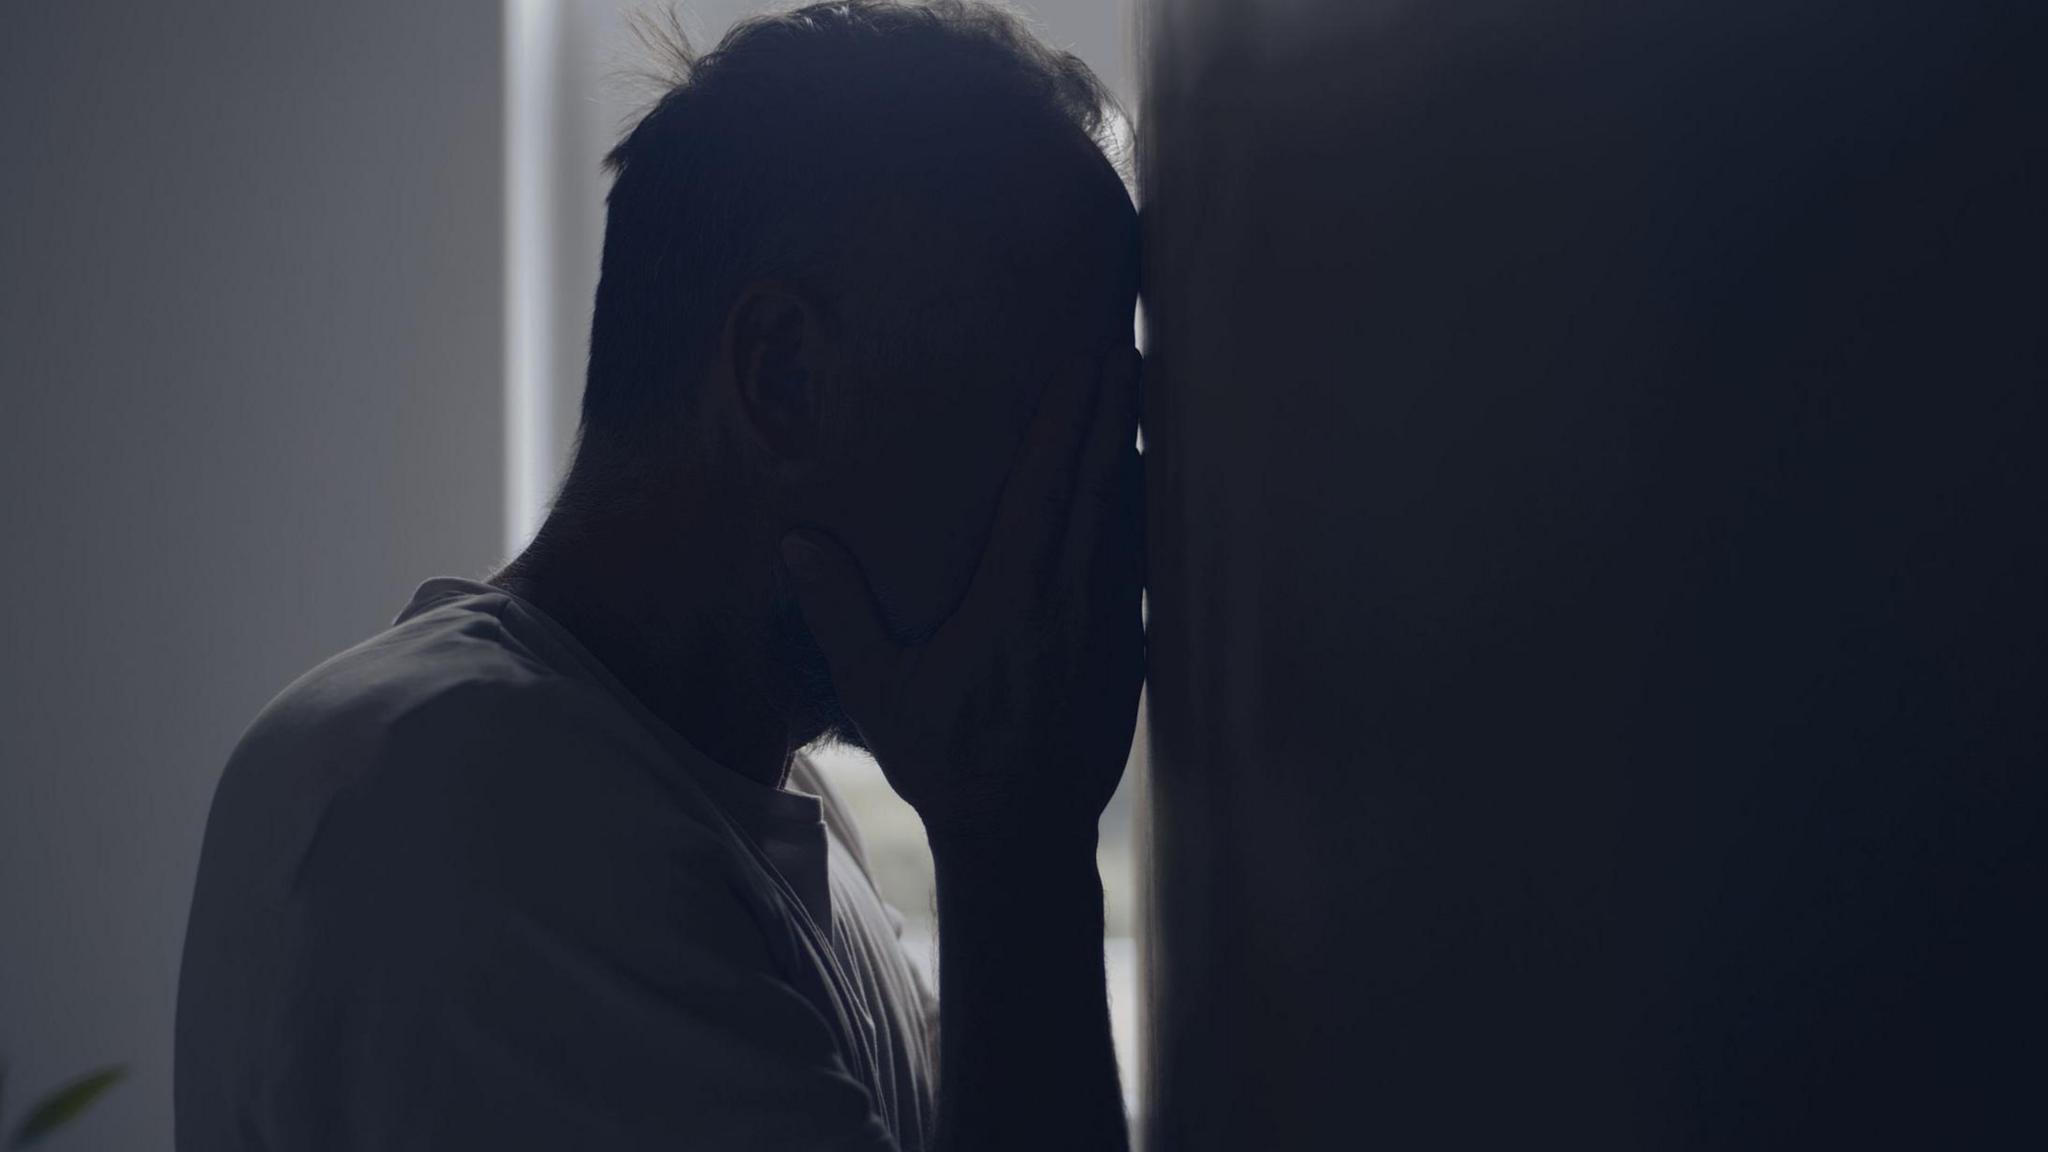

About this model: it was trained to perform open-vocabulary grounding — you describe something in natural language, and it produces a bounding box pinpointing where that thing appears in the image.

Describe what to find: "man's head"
[569,1,1138,743]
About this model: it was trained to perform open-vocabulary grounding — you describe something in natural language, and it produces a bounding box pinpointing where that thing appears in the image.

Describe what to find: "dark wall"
[1138,1,2044,1146]
[0,5,503,1145]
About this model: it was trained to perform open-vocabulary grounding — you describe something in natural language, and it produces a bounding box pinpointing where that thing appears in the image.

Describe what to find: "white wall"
[0,5,505,1146]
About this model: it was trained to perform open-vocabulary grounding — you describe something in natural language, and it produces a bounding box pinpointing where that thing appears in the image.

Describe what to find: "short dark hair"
[580,0,1126,458]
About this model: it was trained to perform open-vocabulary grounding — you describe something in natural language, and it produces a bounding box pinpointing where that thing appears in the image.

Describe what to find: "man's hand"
[782,347,1145,1152]
[780,347,1145,846]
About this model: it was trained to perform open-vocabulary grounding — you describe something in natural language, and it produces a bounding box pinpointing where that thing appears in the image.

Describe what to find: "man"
[175,3,1142,1149]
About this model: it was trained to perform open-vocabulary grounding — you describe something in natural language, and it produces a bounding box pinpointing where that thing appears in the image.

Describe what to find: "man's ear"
[723,283,833,463]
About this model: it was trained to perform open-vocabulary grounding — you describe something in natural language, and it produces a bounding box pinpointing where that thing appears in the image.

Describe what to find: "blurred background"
[1,3,1139,1146]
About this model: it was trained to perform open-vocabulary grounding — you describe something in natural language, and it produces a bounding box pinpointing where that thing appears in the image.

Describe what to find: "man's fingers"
[1065,347,1142,574]
[965,353,1108,606]
[781,530,898,693]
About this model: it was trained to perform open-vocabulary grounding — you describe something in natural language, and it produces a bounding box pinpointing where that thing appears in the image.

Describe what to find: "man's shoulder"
[228,590,583,783]
[206,589,706,892]
[178,595,793,1122]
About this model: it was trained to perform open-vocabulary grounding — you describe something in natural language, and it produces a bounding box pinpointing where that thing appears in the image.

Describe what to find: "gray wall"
[0,4,504,1146]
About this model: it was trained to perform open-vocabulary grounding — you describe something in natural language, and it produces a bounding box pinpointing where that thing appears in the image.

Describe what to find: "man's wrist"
[925,815,1101,872]
[923,799,1122,1152]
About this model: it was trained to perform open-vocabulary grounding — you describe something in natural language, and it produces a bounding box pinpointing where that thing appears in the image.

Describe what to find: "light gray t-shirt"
[176,578,936,1150]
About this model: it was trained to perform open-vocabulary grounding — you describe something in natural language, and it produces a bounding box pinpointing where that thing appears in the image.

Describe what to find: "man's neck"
[490,492,797,789]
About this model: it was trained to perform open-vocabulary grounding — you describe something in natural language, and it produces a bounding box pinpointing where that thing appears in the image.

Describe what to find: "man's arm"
[785,347,1145,1152]
[928,828,1123,1150]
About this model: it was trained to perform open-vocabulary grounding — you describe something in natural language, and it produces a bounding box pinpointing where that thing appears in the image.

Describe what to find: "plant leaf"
[10,1066,124,1149]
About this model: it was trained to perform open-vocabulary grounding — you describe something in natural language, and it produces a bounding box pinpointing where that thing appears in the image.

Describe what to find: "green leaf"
[9,1066,124,1149]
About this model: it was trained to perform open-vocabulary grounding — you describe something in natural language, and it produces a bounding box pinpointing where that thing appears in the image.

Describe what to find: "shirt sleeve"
[269,679,901,1152]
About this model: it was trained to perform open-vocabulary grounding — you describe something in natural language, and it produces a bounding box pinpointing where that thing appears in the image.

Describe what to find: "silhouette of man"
[175,4,1141,1149]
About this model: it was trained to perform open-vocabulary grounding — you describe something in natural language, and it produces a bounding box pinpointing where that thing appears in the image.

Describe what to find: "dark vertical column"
[1137,1,2045,1146]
